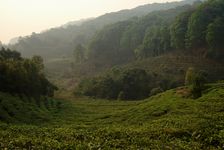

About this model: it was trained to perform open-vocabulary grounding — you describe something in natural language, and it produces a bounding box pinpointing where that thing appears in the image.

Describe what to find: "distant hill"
[61,18,94,28]
[9,0,198,59]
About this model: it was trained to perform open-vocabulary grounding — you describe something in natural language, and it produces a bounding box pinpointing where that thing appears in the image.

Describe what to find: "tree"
[186,0,224,49]
[137,25,171,59]
[206,17,224,60]
[170,10,193,49]
[120,69,150,100]
[191,72,206,99]
[185,67,207,98]
[0,47,57,98]
[32,55,44,71]
[0,47,21,60]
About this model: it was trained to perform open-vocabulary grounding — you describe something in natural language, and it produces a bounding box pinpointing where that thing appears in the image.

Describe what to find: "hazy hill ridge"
[9,0,198,59]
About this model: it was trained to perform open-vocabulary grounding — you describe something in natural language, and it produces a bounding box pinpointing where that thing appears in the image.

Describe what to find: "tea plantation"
[1,83,224,149]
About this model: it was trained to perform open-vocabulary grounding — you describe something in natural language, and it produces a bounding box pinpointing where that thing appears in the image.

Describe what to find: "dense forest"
[86,0,224,66]
[74,0,224,100]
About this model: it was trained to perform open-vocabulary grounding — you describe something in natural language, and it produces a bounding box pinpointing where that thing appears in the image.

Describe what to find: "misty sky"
[0,0,180,44]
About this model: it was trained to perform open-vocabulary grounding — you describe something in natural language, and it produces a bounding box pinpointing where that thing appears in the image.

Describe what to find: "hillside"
[1,0,224,149]
[0,92,62,124]
[1,83,224,149]
[9,0,198,59]
[45,51,224,95]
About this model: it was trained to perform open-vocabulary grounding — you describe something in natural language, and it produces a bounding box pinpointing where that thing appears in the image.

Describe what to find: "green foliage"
[120,69,150,100]
[185,0,224,49]
[0,47,57,97]
[170,10,193,49]
[185,67,207,98]
[0,92,62,124]
[75,68,151,100]
[0,47,21,60]
[87,4,192,66]
[206,17,224,60]
[136,25,171,59]
[88,21,133,65]
[1,83,224,149]
[191,71,207,99]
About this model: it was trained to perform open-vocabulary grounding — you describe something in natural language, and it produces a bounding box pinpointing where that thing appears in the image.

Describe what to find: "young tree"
[191,72,206,99]
[170,11,193,49]
[185,67,207,98]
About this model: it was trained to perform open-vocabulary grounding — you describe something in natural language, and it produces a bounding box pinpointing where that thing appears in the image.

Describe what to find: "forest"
[0,47,57,98]
[74,0,224,100]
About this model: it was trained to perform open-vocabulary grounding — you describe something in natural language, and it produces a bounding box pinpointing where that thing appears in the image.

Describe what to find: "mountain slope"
[9,0,198,59]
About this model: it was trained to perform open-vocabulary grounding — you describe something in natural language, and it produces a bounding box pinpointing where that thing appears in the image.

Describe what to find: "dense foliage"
[87,4,193,65]
[0,47,57,97]
[173,0,224,59]
[86,0,224,67]
[75,68,151,100]
[75,68,182,100]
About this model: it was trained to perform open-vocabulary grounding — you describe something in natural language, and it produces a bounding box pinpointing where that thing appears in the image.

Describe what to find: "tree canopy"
[0,47,57,98]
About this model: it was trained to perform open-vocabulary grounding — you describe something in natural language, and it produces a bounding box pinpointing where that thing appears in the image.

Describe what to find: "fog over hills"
[9,0,198,59]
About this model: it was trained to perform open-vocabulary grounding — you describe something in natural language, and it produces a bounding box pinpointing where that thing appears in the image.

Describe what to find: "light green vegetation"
[1,83,224,149]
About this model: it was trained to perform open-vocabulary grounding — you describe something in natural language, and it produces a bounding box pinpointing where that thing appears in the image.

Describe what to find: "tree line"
[73,0,223,66]
[75,68,181,100]
[0,47,57,98]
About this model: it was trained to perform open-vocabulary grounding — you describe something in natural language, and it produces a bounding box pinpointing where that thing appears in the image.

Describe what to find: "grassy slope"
[1,83,224,149]
[0,92,62,124]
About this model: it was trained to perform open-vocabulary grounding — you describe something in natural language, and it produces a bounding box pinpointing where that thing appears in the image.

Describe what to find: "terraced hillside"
[1,83,224,149]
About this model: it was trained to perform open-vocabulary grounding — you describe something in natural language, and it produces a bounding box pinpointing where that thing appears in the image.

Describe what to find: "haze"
[0,0,180,44]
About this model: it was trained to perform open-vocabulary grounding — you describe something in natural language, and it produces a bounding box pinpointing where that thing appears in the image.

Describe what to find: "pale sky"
[0,0,180,44]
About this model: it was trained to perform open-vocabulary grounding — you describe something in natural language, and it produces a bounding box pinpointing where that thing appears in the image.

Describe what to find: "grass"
[1,83,224,149]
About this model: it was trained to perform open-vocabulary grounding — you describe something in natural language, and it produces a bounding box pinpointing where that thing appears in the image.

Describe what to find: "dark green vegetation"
[1,83,224,149]
[0,92,62,124]
[86,0,224,66]
[74,0,224,99]
[0,47,57,97]
[75,68,151,100]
